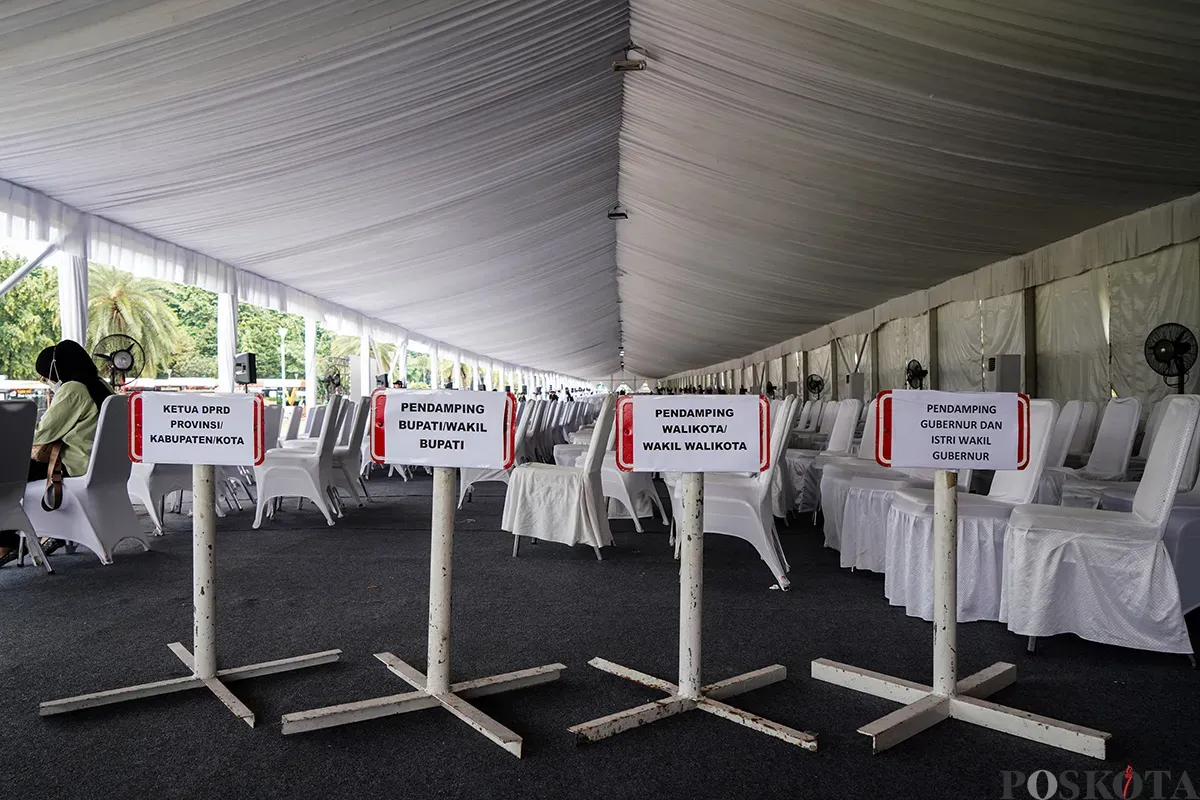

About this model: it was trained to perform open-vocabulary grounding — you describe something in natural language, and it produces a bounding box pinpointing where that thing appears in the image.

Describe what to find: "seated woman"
[0,340,113,567]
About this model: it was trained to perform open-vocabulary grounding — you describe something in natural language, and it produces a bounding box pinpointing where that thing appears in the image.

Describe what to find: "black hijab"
[45,340,113,410]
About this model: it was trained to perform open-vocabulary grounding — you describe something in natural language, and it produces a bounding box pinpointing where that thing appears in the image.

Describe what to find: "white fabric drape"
[877,316,930,391]
[304,317,318,407]
[806,345,832,397]
[56,216,89,345]
[216,292,238,393]
[1036,271,1110,405]
[937,301,983,392]
[982,292,1026,391]
[1109,242,1200,403]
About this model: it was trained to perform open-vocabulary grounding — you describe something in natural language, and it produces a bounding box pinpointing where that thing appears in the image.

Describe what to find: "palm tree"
[330,335,401,378]
[87,265,181,378]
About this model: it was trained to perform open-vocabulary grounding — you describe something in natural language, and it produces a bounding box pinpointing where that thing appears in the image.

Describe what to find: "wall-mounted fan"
[92,334,145,392]
[905,359,928,390]
[805,374,825,399]
[320,368,343,394]
[1145,323,1197,393]
[765,381,776,397]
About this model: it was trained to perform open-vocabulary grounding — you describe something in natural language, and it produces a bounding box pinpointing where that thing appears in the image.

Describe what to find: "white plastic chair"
[672,395,800,589]
[253,394,343,528]
[23,396,148,564]
[1037,396,1140,505]
[128,462,192,534]
[0,401,50,573]
[1067,400,1099,458]
[303,404,326,438]
[884,399,1058,622]
[280,405,303,444]
[1000,395,1200,655]
[502,394,615,558]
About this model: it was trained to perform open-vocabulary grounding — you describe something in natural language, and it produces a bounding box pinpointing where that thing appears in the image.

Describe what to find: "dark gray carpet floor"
[3,472,1197,800]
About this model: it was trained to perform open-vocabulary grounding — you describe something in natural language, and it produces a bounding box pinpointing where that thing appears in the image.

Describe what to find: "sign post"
[811,390,1110,758]
[40,392,341,725]
[280,390,561,758]
[569,395,817,751]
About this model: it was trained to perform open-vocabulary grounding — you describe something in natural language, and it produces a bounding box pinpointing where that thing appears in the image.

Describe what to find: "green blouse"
[33,382,101,478]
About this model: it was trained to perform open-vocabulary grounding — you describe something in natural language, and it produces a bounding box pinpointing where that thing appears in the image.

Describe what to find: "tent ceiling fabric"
[618,0,1200,377]
[0,0,627,377]
[4,2,1200,379]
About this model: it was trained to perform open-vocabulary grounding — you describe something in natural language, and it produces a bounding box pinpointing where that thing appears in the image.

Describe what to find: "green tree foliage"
[406,352,430,389]
[0,251,60,379]
[87,264,182,378]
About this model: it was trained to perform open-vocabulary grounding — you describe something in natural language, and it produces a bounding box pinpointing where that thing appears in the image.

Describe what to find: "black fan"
[320,368,343,393]
[1144,323,1198,393]
[805,374,825,399]
[765,381,776,398]
[92,334,145,392]
[905,359,928,390]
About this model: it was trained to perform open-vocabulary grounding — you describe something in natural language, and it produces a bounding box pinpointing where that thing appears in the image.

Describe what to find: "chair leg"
[511,535,521,557]
[358,476,371,500]
[1026,636,1038,655]
[24,535,53,575]
[593,545,603,561]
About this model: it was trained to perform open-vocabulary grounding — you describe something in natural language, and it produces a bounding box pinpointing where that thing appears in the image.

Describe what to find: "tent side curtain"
[668,191,1200,378]
[0,177,577,382]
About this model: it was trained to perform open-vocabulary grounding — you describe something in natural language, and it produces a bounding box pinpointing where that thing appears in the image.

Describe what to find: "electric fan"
[92,334,145,392]
[320,368,343,394]
[805,374,825,399]
[905,359,928,390]
[1144,323,1197,394]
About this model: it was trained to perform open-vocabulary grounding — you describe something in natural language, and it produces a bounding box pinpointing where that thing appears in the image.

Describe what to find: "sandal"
[39,538,64,556]
[0,547,16,568]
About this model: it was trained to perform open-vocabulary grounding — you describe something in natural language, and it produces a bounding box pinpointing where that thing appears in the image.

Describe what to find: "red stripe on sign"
[758,395,771,471]
[616,396,634,471]
[127,391,144,463]
[503,393,517,470]
[252,394,266,466]
[875,390,893,467]
[371,389,388,464]
[1016,393,1031,470]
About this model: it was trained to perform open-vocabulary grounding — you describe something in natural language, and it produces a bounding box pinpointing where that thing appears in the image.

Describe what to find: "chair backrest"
[1082,397,1141,479]
[1068,401,1098,455]
[988,399,1058,505]
[758,396,799,491]
[84,395,131,488]
[817,401,839,433]
[345,396,370,450]
[304,405,326,438]
[0,401,37,485]
[826,399,861,454]
[855,399,878,459]
[282,406,303,442]
[803,400,824,431]
[511,401,533,465]
[263,405,283,453]
[316,395,344,458]
[1045,399,1081,468]
[582,395,617,474]
[795,400,814,430]
[338,396,365,446]
[1131,396,1200,530]
[1137,400,1170,459]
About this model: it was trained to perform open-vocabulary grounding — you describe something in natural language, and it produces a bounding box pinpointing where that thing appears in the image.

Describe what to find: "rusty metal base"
[568,657,817,751]
[39,642,342,727]
[280,653,565,758]
[810,658,1109,758]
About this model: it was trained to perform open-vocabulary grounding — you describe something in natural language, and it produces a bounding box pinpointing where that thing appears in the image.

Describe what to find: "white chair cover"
[457,401,533,507]
[1001,395,1200,654]
[0,402,45,570]
[1067,401,1099,456]
[884,399,1058,622]
[783,399,861,515]
[1037,396,1140,504]
[501,394,615,552]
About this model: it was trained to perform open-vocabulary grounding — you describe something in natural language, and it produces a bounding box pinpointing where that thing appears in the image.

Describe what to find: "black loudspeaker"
[375,373,389,388]
[234,352,257,385]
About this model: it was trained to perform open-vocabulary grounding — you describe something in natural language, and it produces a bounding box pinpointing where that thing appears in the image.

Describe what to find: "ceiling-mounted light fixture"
[608,205,627,221]
[613,45,647,72]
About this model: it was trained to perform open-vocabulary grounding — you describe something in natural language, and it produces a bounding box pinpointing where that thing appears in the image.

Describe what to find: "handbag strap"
[41,442,65,512]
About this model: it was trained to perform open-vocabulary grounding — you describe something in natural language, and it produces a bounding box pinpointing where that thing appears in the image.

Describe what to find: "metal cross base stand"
[280,467,564,757]
[811,470,1110,759]
[569,472,817,751]
[40,466,341,726]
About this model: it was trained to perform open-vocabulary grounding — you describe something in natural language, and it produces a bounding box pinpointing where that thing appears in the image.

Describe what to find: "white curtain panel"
[982,292,1026,391]
[1109,241,1200,404]
[805,345,832,397]
[834,334,871,399]
[937,301,983,392]
[877,316,931,391]
[1036,270,1111,405]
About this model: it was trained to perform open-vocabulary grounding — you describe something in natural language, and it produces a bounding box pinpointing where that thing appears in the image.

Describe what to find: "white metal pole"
[678,471,704,700]
[932,468,957,697]
[427,466,456,695]
[193,464,218,680]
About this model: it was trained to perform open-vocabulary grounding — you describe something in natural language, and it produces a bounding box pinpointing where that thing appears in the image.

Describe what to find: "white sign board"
[129,392,265,466]
[370,389,517,469]
[875,390,1030,471]
[615,395,769,473]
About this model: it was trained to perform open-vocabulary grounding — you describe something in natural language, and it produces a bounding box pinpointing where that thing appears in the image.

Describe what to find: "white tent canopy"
[2,0,1199,380]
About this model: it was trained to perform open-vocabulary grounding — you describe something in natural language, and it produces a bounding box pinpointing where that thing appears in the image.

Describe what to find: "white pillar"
[193,464,217,680]
[395,336,409,386]
[932,469,958,696]
[430,345,440,388]
[358,333,371,398]
[216,292,238,393]
[427,467,456,695]
[57,217,89,345]
[304,317,318,408]
[452,353,462,389]
[678,472,704,700]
